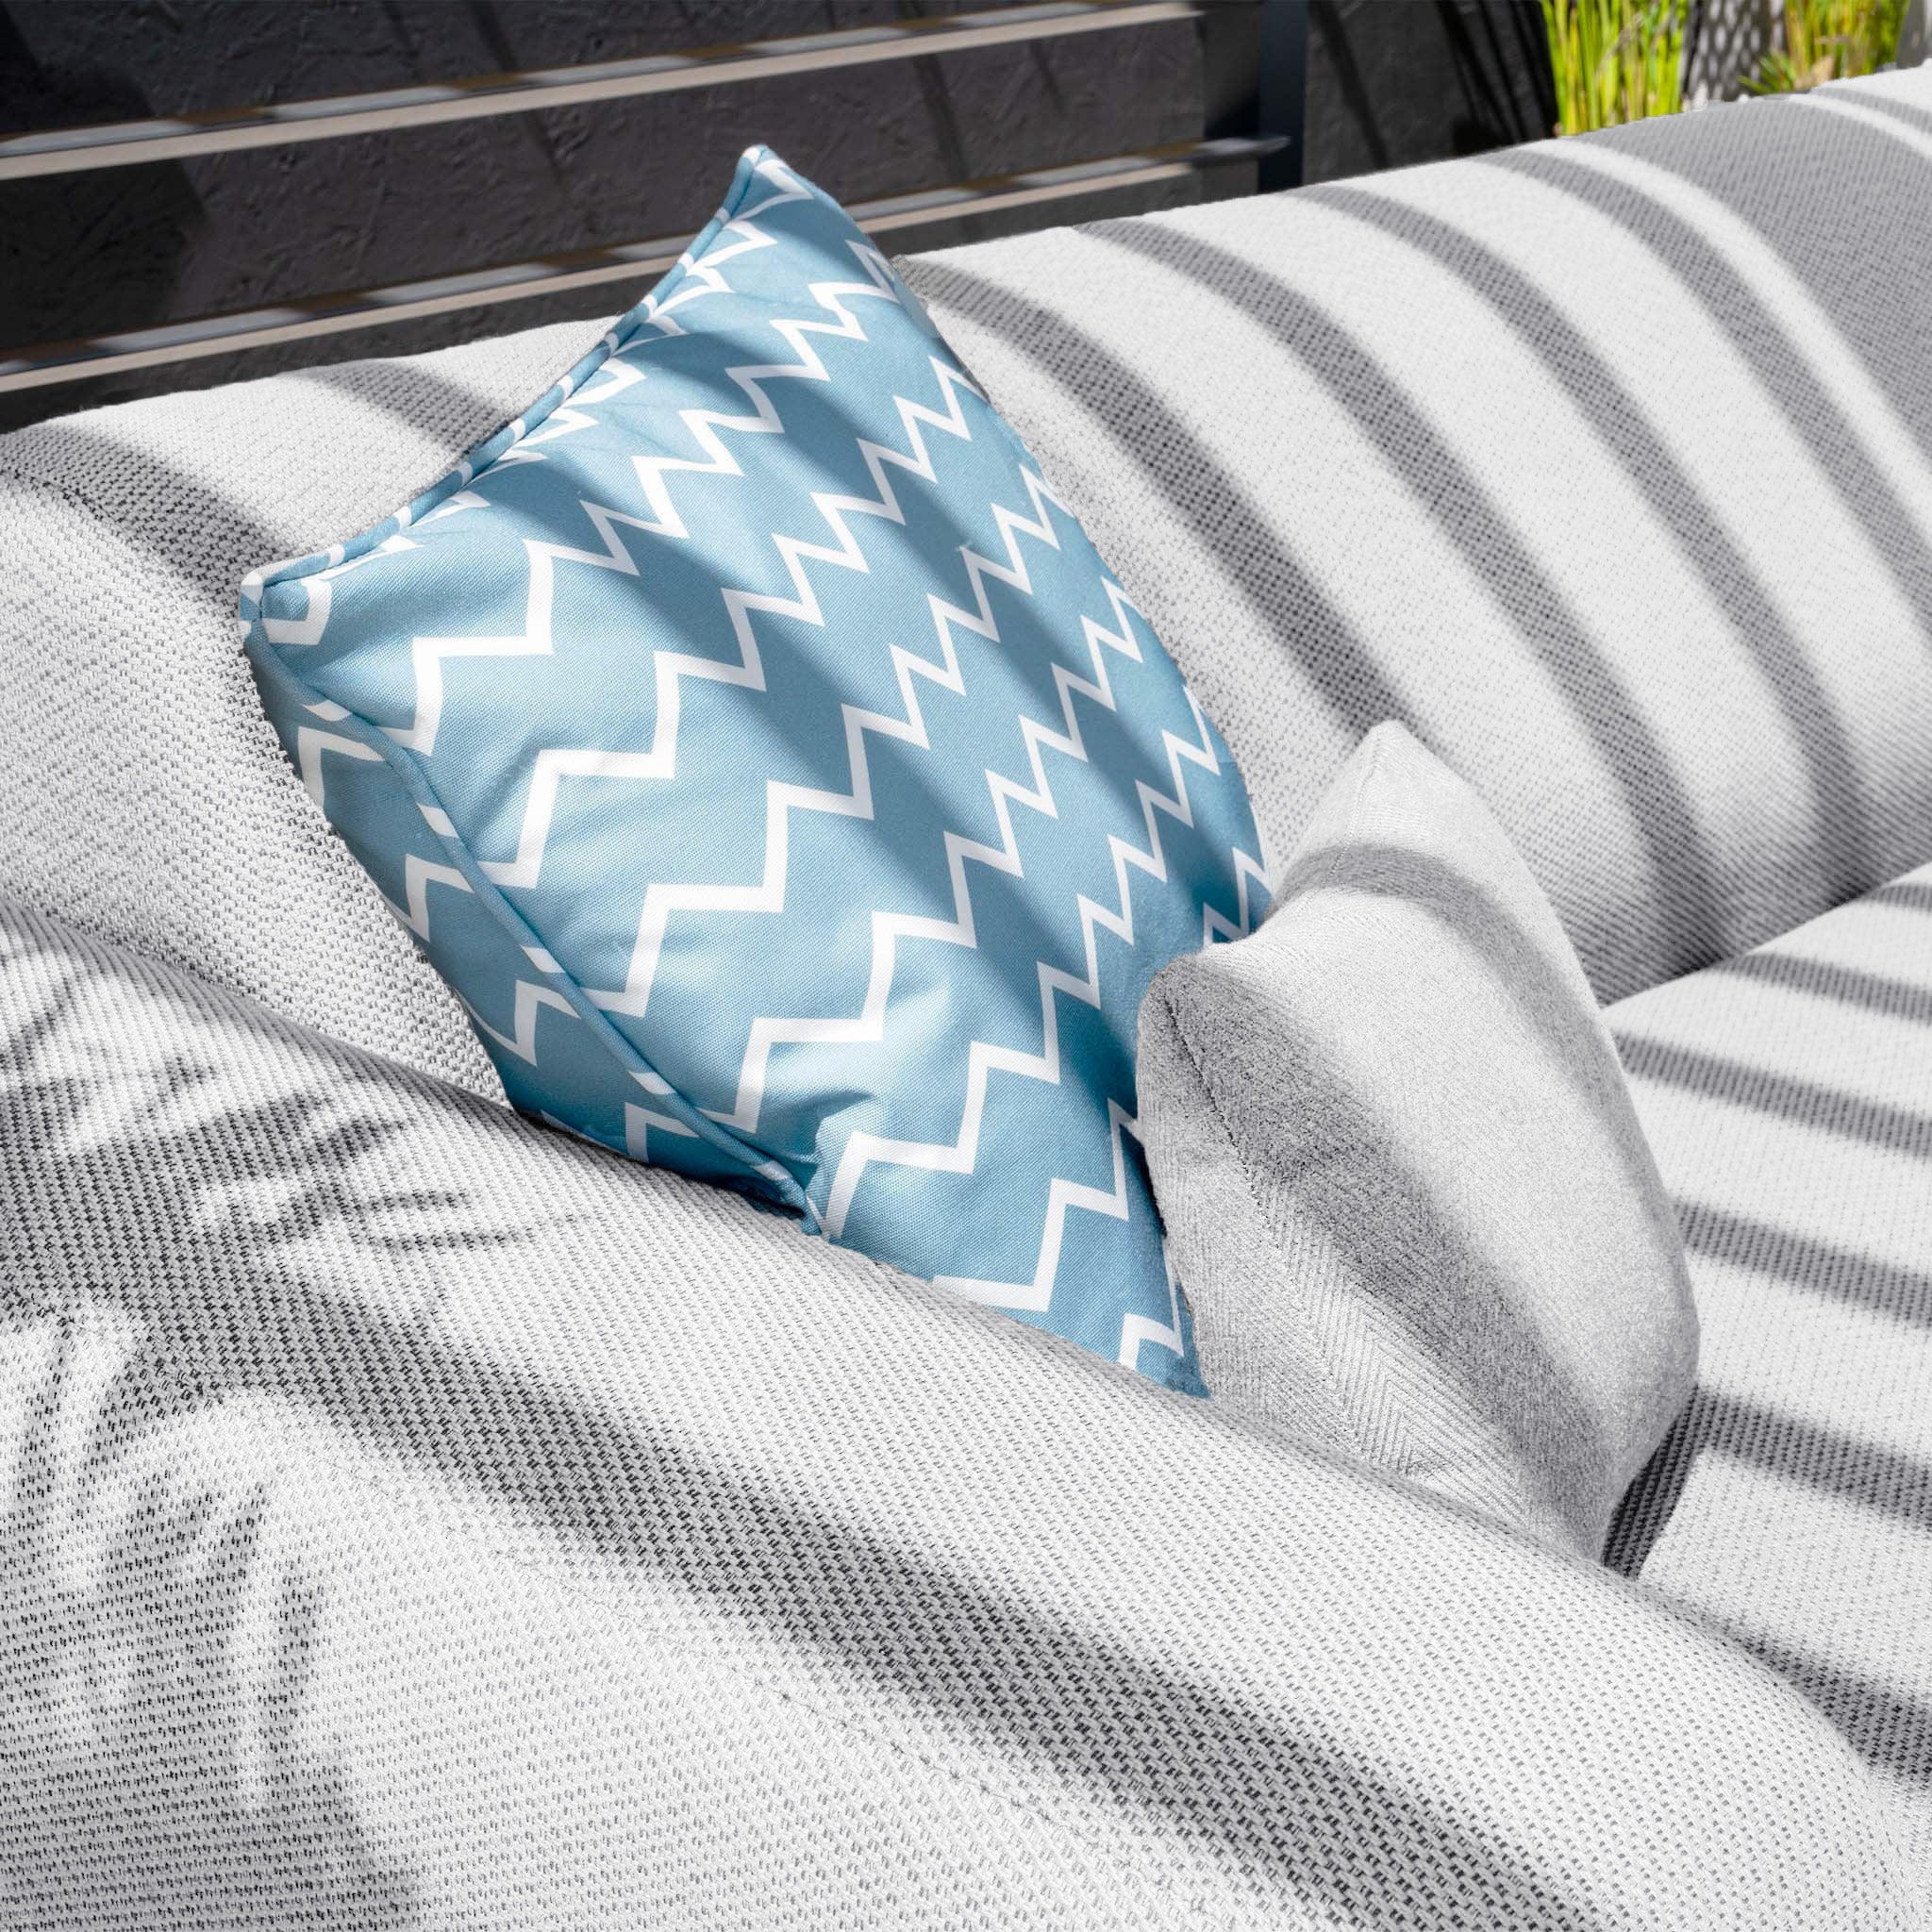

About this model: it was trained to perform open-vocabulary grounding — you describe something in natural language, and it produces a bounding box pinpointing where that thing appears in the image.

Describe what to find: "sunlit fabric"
[1607,859,1932,1884]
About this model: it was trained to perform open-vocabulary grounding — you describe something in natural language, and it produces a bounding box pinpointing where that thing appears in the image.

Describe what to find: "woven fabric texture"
[1,897,1916,1928]
[901,67,1932,1004]
[1607,858,1932,1901]
[0,317,621,1102]
[1139,724,1696,1557]
[2,64,1930,1924]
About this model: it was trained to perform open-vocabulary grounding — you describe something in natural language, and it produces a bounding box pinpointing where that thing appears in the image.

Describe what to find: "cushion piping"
[234,147,808,1211]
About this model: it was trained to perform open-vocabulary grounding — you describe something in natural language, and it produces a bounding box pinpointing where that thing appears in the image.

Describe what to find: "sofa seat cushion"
[1607,859,1932,1889]
[0,896,1918,1928]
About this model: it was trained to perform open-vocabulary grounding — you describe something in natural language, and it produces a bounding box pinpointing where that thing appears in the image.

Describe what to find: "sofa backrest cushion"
[3,74,1928,1093]
[902,70,1932,1002]
[0,319,620,1100]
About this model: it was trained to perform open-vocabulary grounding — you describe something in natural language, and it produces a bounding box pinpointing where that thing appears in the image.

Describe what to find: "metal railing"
[0,1,1196,178]
[0,0,1307,397]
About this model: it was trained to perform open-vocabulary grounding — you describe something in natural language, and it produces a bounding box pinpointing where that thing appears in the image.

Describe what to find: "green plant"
[1744,0,1909,92]
[1541,0,1689,134]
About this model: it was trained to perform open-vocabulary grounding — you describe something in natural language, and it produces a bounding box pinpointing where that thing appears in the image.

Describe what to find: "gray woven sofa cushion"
[1139,724,1696,1558]
[902,67,1932,1005]
[0,898,1917,1929]
[1607,858,1932,1898]
[0,319,619,1104]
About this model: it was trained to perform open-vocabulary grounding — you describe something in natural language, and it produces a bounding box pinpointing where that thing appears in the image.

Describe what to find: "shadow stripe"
[294,356,553,461]
[1693,1384,1932,1534]
[1870,879,1932,914]
[1616,1029,1932,1158]
[898,261,1410,741]
[1743,1636,1932,1790]
[0,429,289,608]
[1489,142,1932,669]
[1826,92,1932,140]
[1274,834,1667,1213]
[1675,1198,1932,1329]
[1707,948,1932,1025]
[1091,219,1725,981]
[1294,179,1880,908]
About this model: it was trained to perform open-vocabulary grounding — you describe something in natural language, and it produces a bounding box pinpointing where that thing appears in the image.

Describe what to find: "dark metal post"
[1901,0,1927,68]
[1256,0,1309,191]
[1200,0,1309,192]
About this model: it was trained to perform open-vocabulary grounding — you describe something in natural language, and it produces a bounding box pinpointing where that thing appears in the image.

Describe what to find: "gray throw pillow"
[1139,723,1696,1557]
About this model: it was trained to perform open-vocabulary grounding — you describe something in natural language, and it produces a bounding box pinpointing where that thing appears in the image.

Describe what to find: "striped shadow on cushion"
[902,71,1932,1007]
[1606,858,1932,1890]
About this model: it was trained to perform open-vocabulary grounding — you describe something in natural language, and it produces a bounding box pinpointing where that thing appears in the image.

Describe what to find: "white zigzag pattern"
[421,320,1254,1321]
[293,700,381,807]
[278,151,1257,1358]
[266,536,419,648]
[589,374,1047,1035]
[500,399,1249,1326]
[713,475,1072,1129]
[575,381,1268,1321]
[817,664,1259,1317]
[568,287,967,950]
[624,1099,699,1164]
[395,854,472,941]
[1118,1238,1189,1374]
[376,161,813,771]
[461,978,573,1064]
[723,541,1211,1137]
[396,270,940,922]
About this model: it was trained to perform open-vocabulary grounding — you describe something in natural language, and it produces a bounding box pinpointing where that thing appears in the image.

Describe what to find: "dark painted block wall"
[1303,0,1552,180]
[0,1,1551,430]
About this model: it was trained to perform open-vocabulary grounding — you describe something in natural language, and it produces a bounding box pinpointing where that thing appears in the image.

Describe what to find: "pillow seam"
[231,151,809,1214]
[1160,979,1370,1460]
[1161,728,1391,1459]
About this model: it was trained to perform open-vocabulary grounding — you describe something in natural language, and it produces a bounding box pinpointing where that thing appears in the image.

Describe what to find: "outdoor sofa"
[2,60,1930,1929]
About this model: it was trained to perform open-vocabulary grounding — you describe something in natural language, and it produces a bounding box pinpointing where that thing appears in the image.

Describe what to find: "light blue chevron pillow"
[241,146,1266,1394]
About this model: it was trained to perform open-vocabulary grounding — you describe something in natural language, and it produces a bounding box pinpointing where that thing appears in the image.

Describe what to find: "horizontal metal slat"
[0,136,1277,394]
[0,0,1201,180]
